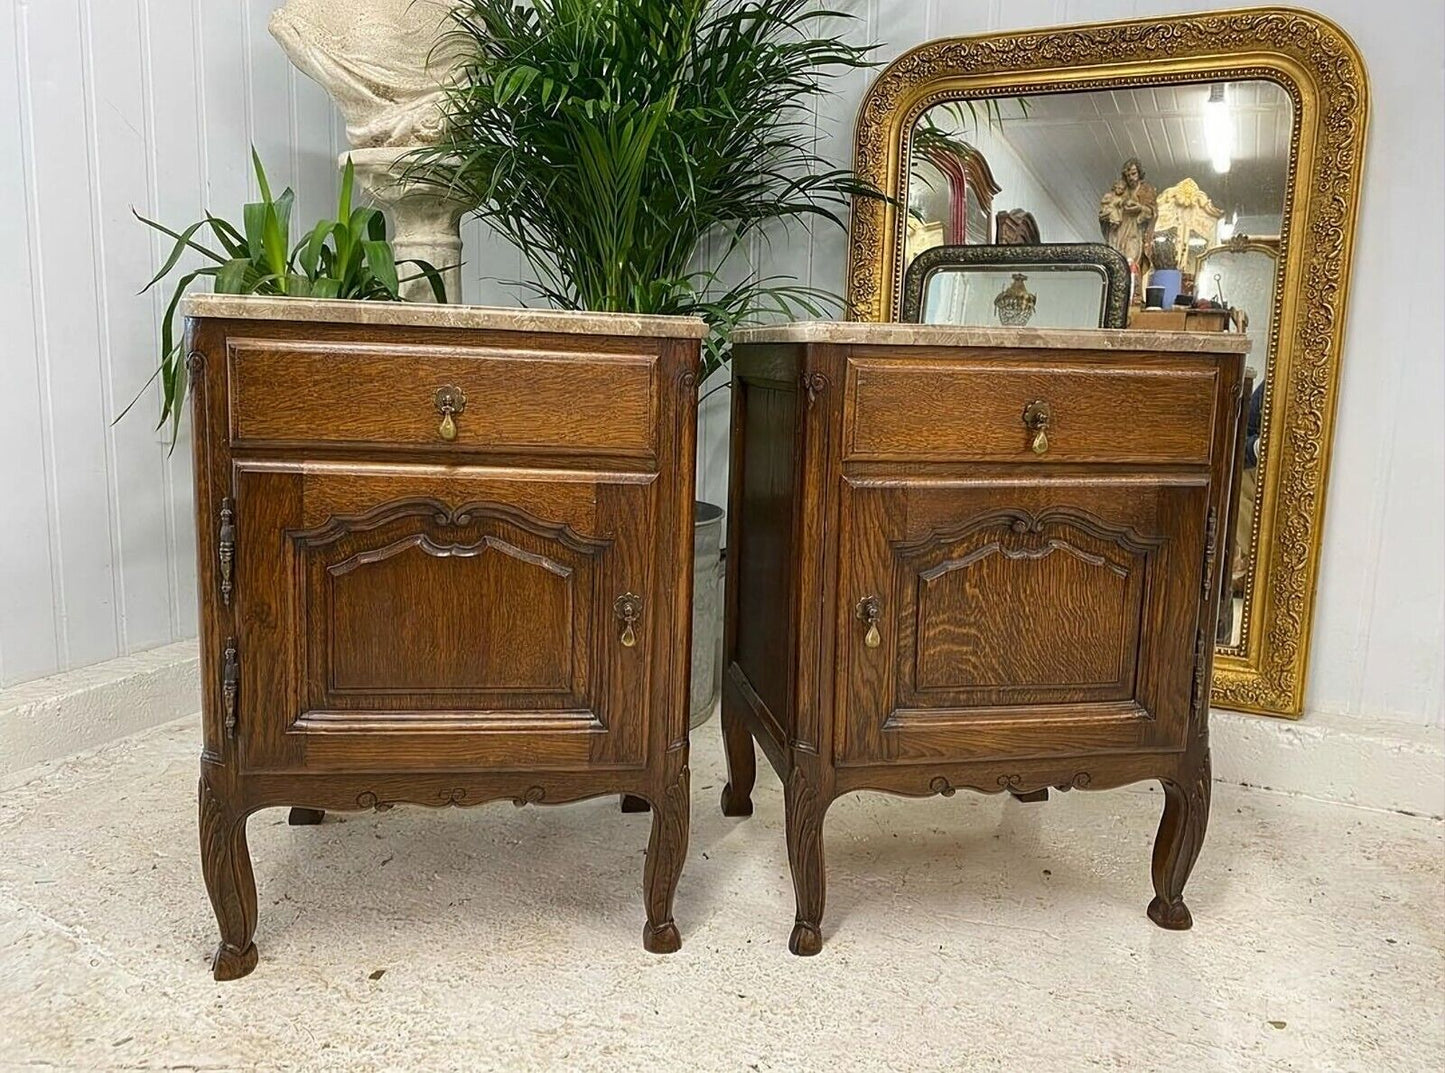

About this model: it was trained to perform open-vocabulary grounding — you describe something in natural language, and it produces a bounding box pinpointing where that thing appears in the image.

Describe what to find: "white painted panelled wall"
[1,1,1441,734]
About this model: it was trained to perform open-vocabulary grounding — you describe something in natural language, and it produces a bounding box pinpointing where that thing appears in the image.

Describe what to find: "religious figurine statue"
[1099,157,1158,279]
[269,0,470,300]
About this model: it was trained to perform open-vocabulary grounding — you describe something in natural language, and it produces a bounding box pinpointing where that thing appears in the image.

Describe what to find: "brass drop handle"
[1023,399,1051,455]
[856,595,882,649]
[614,592,642,648]
[434,385,467,441]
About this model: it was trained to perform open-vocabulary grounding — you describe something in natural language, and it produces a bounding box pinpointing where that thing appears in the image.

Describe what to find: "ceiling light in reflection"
[1204,83,1234,174]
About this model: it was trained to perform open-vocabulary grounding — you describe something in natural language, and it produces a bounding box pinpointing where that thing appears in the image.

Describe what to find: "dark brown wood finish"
[721,334,1244,954]
[187,310,701,979]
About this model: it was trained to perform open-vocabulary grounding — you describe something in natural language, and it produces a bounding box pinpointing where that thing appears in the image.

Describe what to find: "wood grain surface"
[187,314,699,978]
[723,336,1243,954]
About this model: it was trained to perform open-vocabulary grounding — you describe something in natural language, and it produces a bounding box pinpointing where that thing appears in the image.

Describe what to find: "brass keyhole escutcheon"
[1022,399,1051,455]
[614,592,642,648]
[856,595,882,648]
[434,385,467,441]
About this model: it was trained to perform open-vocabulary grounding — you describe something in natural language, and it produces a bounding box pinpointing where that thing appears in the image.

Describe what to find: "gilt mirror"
[846,9,1368,717]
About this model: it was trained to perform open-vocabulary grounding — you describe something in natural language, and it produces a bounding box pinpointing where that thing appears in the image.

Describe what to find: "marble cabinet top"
[729,321,1252,354]
[181,294,712,339]
[181,298,1250,353]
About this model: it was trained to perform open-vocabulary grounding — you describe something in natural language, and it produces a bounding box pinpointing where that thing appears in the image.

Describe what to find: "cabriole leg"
[198,774,259,980]
[641,763,689,953]
[784,768,828,956]
[1148,749,1212,930]
[719,695,756,817]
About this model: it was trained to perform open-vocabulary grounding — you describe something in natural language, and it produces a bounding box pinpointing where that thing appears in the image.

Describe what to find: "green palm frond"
[409,0,883,378]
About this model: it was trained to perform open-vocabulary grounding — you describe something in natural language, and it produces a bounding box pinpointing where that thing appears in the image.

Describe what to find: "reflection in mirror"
[1201,239,1278,648]
[906,80,1292,651]
[903,243,1130,329]
[906,103,1002,263]
[924,266,1099,327]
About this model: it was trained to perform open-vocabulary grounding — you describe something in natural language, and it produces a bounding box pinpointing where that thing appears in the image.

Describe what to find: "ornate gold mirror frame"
[845,8,1368,717]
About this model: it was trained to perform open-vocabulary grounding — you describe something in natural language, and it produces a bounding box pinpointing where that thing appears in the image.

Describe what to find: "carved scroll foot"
[784,768,828,956]
[287,807,325,826]
[211,940,259,981]
[789,921,823,957]
[642,920,682,954]
[198,775,258,981]
[1147,895,1194,931]
[1148,750,1211,932]
[620,794,650,814]
[641,764,689,954]
[720,782,753,818]
[719,700,755,817]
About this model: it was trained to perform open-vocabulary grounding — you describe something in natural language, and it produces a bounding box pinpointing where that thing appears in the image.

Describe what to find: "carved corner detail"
[801,372,828,405]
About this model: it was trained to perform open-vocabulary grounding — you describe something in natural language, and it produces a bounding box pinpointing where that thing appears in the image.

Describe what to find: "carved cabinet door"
[835,475,1212,766]
[229,463,655,774]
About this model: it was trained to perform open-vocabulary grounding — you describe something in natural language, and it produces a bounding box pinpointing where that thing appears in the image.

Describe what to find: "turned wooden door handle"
[856,595,882,648]
[433,385,467,441]
[1022,399,1051,455]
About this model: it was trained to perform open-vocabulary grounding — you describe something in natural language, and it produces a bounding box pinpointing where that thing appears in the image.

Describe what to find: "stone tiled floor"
[1,714,1441,1072]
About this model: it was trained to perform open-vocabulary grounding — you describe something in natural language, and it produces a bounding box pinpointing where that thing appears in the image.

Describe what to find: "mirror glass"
[919,264,1109,328]
[906,80,1293,649]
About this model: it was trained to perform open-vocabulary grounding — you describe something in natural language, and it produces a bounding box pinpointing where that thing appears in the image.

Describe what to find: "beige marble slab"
[730,320,1252,354]
[181,293,712,339]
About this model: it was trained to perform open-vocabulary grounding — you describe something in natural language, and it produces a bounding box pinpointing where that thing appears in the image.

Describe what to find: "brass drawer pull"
[614,592,642,648]
[1022,399,1051,455]
[434,385,467,441]
[856,595,882,648]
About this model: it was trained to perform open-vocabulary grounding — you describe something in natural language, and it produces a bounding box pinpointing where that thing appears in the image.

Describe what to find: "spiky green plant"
[129,150,447,444]
[412,0,880,375]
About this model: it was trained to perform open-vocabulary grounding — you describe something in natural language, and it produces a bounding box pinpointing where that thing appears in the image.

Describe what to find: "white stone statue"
[269,0,465,148]
[270,0,471,301]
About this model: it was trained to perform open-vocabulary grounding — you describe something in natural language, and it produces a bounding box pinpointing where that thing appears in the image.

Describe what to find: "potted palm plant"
[131,150,445,443]
[412,0,878,723]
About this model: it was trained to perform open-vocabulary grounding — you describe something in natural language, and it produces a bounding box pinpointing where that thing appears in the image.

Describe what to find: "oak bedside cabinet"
[184,295,705,979]
[719,322,1248,955]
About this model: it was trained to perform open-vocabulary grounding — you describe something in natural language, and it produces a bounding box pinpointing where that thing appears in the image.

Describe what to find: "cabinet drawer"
[227,338,658,456]
[844,357,1218,465]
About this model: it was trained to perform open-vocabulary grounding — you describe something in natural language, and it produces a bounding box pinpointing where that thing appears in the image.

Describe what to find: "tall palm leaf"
[411,0,881,376]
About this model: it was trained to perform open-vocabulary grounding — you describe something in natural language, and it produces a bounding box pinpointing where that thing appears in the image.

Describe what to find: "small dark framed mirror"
[901,242,1131,329]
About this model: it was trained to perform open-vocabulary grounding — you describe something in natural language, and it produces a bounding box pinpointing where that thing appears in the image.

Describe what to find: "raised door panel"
[234,463,655,773]
[837,476,1210,766]
[901,508,1147,705]
[325,532,577,695]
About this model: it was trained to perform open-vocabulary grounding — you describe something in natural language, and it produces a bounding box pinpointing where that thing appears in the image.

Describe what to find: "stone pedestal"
[349,147,467,303]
